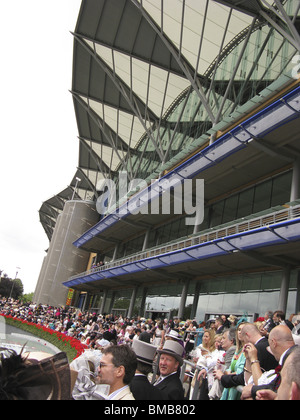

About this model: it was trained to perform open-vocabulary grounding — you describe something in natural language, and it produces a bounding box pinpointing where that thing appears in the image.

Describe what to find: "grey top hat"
[132,339,157,365]
[157,340,184,366]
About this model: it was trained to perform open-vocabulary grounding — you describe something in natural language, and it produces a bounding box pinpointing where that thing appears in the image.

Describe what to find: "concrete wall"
[34,200,99,307]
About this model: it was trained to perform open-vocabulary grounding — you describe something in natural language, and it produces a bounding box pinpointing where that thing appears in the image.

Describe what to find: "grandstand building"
[34,0,300,321]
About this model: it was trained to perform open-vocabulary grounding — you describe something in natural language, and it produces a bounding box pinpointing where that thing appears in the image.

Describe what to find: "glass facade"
[117,18,297,184]
[81,270,297,321]
[144,271,298,322]
[107,169,293,260]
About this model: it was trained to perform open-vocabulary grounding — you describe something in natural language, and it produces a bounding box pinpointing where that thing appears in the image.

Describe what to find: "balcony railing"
[68,202,300,282]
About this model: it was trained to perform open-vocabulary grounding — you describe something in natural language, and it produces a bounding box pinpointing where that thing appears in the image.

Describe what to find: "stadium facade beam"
[131,0,217,124]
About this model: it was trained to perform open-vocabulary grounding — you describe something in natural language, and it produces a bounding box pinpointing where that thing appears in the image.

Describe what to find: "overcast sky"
[0,0,83,293]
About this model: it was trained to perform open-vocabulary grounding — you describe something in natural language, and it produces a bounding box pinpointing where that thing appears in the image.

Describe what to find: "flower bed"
[1,314,87,362]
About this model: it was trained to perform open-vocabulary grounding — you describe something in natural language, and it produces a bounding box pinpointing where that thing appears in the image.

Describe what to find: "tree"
[21,293,34,303]
[0,276,24,299]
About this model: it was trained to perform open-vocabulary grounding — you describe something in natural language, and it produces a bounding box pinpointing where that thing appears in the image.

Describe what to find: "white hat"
[96,339,110,348]
[166,330,182,341]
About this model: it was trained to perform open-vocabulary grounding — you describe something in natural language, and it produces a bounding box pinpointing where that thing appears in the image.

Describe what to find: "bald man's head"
[268,325,295,361]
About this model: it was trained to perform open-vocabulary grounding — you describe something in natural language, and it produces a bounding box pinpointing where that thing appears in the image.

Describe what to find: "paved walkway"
[0,316,60,355]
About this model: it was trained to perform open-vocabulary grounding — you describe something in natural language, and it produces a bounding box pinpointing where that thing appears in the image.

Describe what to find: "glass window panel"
[223,195,239,223]
[221,293,243,314]
[199,207,210,231]
[271,171,292,206]
[170,219,181,240]
[177,217,190,239]
[261,271,282,291]
[236,188,255,219]
[224,276,243,293]
[148,229,157,248]
[241,274,261,292]
[210,201,225,227]
[253,180,272,214]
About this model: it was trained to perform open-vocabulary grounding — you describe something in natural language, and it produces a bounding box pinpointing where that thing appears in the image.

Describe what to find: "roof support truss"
[259,0,300,51]
[130,0,216,124]
[72,33,166,164]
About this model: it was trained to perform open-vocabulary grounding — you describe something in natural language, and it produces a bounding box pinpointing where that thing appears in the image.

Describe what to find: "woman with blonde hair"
[188,329,215,399]
[219,322,247,400]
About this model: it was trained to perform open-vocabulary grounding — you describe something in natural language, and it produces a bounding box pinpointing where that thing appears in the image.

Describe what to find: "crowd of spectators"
[1,295,300,401]
[0,296,204,349]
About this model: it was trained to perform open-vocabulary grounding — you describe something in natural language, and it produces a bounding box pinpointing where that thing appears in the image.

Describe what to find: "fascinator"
[0,347,71,400]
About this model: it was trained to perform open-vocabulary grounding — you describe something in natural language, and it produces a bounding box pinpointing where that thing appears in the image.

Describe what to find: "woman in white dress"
[152,322,165,348]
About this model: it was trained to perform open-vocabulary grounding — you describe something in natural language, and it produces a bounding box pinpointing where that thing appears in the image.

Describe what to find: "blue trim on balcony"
[64,217,300,289]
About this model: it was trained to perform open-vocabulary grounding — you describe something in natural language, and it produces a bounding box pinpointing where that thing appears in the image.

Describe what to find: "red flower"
[1,314,86,360]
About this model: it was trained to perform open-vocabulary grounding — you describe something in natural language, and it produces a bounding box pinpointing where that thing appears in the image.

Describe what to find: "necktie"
[154,377,164,386]
[275,365,282,374]
[274,365,282,390]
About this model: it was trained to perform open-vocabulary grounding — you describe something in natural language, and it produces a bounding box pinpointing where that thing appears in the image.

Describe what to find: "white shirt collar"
[279,348,290,366]
[107,385,129,400]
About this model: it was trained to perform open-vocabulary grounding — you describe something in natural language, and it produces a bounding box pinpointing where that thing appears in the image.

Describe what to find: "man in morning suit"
[130,339,164,400]
[257,345,300,400]
[153,340,185,400]
[241,324,296,400]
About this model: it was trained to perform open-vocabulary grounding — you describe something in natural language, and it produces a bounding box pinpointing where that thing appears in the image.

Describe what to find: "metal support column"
[83,293,90,311]
[139,287,148,317]
[99,290,108,314]
[296,271,300,314]
[178,280,190,319]
[108,292,116,314]
[142,230,150,251]
[290,158,300,202]
[190,283,201,320]
[278,267,291,313]
[112,244,119,262]
[128,286,138,318]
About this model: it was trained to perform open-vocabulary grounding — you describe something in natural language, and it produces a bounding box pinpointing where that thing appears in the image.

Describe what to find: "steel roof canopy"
[74,0,194,78]
[212,0,266,16]
[39,0,300,242]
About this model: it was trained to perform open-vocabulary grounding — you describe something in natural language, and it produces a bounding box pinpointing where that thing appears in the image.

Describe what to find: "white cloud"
[0,0,82,293]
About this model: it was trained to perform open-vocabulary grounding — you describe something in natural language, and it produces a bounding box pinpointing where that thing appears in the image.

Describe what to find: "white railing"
[69,203,300,282]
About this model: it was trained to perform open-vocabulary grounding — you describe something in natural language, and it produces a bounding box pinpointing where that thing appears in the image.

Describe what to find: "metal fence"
[69,203,300,282]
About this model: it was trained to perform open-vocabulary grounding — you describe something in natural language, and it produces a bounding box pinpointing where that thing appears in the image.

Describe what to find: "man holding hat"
[153,341,185,400]
[130,340,164,400]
